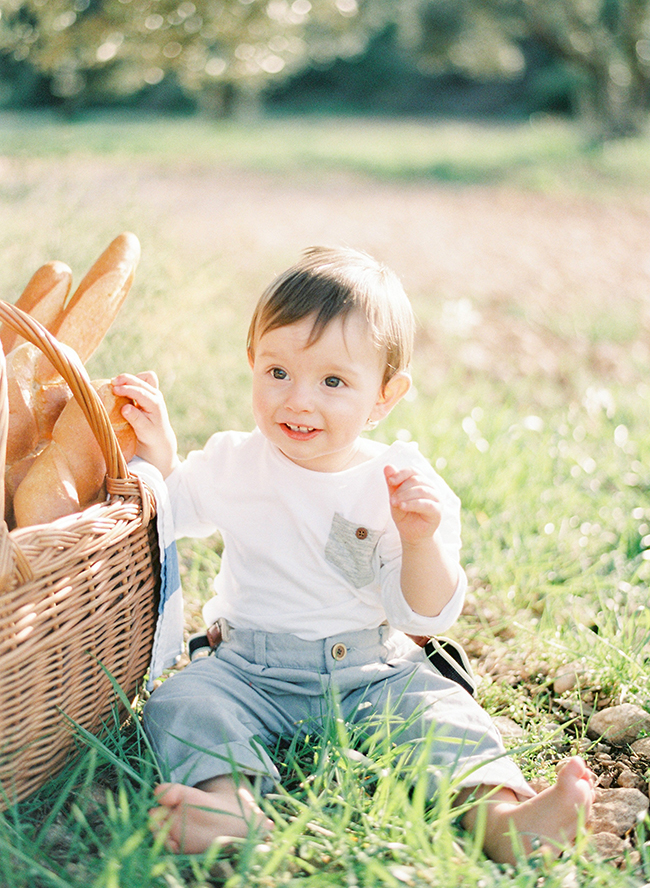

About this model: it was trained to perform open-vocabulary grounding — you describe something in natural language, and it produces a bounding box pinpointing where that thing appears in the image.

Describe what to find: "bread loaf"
[4,450,41,525]
[13,380,137,528]
[6,343,70,466]
[13,443,80,526]
[93,380,138,461]
[37,233,140,382]
[3,233,142,528]
[0,261,72,355]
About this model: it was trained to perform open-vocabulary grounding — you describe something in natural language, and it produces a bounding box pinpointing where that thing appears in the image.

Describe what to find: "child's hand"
[111,372,179,478]
[384,465,443,546]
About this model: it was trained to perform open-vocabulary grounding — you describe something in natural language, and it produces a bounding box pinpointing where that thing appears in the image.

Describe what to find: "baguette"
[37,232,140,382]
[12,380,137,528]
[12,443,80,526]
[0,261,72,354]
[5,343,70,466]
[4,450,41,525]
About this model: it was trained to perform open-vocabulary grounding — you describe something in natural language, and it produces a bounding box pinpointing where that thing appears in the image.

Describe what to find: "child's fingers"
[384,464,413,488]
[112,377,163,414]
[391,481,439,509]
[111,372,159,399]
[386,469,439,503]
[136,369,159,389]
[112,372,148,387]
[120,401,149,430]
[392,495,441,518]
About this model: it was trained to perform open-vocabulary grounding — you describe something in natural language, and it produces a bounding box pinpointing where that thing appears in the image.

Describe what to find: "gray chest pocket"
[324,512,381,588]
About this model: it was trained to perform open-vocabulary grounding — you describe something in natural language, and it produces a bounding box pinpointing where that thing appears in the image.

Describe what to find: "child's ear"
[369,371,411,424]
[247,348,254,369]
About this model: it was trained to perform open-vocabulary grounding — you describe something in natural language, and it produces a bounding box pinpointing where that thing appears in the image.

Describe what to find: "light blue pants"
[143,625,533,799]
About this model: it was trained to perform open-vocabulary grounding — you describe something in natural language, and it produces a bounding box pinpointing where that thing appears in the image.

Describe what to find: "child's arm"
[384,465,460,618]
[111,372,179,479]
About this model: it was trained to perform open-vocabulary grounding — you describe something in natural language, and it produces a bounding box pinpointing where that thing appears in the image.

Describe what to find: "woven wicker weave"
[0,300,160,809]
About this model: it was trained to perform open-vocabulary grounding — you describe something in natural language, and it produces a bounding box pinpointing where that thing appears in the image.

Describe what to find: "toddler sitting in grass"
[113,246,594,863]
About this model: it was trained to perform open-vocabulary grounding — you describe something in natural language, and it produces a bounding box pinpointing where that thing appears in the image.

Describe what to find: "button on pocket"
[331,643,347,661]
[325,513,380,588]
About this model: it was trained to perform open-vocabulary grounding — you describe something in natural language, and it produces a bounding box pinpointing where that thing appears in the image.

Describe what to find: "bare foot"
[464,756,595,865]
[149,776,274,854]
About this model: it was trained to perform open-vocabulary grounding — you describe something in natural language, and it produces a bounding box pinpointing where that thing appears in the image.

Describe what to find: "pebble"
[594,752,613,763]
[590,787,649,836]
[631,737,650,758]
[617,769,646,790]
[553,670,578,695]
[492,716,525,740]
[590,831,628,858]
[558,698,594,717]
[590,830,641,869]
[588,704,650,745]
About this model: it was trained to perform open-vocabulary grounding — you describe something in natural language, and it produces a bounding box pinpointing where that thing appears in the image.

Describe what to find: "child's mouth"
[282,423,319,439]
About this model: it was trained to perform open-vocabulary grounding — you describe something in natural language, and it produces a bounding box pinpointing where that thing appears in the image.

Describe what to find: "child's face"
[249,312,401,472]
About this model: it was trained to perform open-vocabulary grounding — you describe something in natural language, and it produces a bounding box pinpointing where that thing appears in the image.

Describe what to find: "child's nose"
[284,382,314,413]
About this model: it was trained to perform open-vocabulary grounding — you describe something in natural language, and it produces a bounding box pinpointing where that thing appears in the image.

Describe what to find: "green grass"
[2,109,650,192]
[0,112,649,886]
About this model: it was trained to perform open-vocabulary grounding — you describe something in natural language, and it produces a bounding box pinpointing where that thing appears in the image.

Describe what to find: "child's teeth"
[288,424,313,432]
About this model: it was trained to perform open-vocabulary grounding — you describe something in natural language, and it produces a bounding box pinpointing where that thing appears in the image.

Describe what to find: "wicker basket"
[0,300,160,809]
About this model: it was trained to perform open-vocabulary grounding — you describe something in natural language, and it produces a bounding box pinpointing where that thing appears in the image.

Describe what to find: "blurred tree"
[399,0,650,137]
[0,0,390,112]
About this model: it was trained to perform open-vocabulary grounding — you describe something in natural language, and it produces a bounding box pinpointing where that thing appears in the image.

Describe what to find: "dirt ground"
[5,156,650,861]
[6,156,650,393]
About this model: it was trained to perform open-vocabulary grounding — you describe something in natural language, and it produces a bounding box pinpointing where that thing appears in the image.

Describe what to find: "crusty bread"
[4,233,141,528]
[37,233,140,382]
[13,443,80,527]
[4,450,41,525]
[6,343,70,466]
[92,380,138,461]
[0,261,72,354]
[6,345,39,466]
[12,380,137,528]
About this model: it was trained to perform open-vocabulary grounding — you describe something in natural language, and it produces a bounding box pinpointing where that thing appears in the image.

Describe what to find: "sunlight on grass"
[1,114,649,887]
[3,111,650,192]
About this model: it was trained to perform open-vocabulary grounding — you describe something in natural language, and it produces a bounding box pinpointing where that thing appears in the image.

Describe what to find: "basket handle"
[0,332,31,585]
[0,336,11,583]
[0,299,129,481]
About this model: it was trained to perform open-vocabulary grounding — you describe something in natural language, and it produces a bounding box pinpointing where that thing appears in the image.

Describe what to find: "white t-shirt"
[166,428,467,639]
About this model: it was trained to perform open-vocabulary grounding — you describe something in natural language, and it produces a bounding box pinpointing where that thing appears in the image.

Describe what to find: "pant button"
[331,642,347,661]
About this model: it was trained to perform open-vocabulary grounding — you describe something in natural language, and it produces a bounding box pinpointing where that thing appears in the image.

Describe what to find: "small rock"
[590,832,641,869]
[553,670,578,695]
[617,769,646,790]
[594,752,614,763]
[590,787,649,836]
[493,716,525,740]
[558,698,594,717]
[591,831,628,859]
[588,704,650,745]
[631,737,650,758]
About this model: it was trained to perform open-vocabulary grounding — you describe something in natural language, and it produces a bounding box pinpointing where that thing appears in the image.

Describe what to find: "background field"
[1,112,649,887]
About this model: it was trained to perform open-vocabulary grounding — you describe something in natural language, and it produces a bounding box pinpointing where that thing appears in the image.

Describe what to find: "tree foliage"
[2,0,649,131]
[399,0,650,136]
[0,0,388,108]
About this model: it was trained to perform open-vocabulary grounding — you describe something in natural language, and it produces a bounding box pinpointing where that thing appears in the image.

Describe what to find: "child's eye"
[324,376,343,388]
[271,368,287,380]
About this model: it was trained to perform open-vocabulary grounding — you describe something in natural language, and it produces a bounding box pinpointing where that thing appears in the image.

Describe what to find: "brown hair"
[247,246,414,387]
